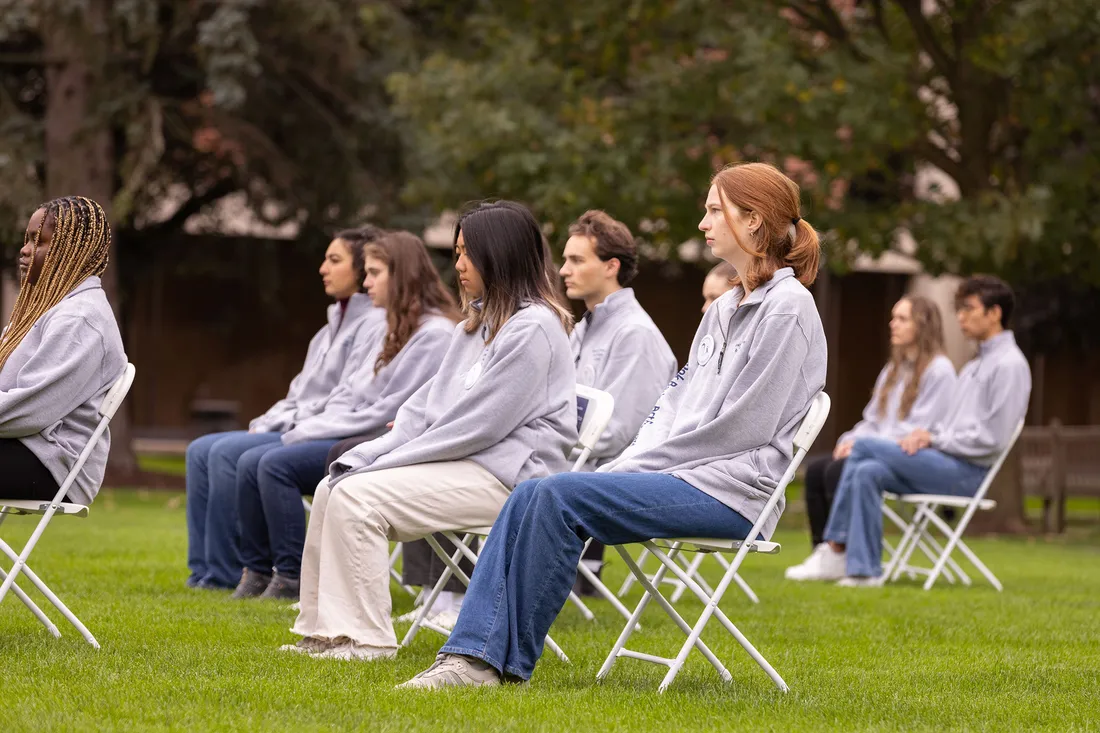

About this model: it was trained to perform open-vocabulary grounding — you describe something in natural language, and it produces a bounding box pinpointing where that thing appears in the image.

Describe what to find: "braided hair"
[0,196,112,372]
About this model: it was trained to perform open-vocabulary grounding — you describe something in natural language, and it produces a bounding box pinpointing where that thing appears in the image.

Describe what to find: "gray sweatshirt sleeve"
[837,366,889,447]
[606,313,811,474]
[0,315,106,437]
[896,357,957,436]
[330,320,557,479]
[282,326,449,445]
[591,326,677,460]
[932,358,1030,459]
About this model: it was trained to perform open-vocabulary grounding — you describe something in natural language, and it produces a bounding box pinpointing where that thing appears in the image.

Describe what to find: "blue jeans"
[185,431,282,587]
[237,439,339,579]
[440,472,755,681]
[823,437,988,577]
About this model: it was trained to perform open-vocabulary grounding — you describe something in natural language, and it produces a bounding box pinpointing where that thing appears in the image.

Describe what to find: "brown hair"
[710,162,821,291]
[567,210,638,286]
[454,201,573,342]
[334,225,386,292]
[364,231,461,374]
[875,295,947,420]
[0,196,111,372]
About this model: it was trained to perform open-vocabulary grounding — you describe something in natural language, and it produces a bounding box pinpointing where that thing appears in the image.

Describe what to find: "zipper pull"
[717,346,727,374]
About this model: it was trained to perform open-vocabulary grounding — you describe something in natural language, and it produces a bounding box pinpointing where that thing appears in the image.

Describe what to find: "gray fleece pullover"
[571,288,676,469]
[931,330,1031,465]
[249,293,381,433]
[330,303,577,487]
[838,355,957,446]
[600,268,827,539]
[0,277,126,505]
[281,313,455,444]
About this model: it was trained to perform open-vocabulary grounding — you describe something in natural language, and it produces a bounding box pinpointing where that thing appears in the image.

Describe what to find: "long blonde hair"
[0,196,111,372]
[876,295,947,420]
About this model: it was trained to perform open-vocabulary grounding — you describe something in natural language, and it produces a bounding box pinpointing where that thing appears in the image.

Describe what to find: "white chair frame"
[399,385,628,662]
[881,420,1023,591]
[597,392,831,693]
[0,363,137,649]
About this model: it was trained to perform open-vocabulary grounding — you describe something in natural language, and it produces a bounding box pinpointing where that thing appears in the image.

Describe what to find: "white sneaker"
[784,543,847,581]
[431,609,460,631]
[393,607,426,624]
[837,575,884,588]
[311,639,398,661]
[278,636,334,654]
[288,602,301,612]
[396,653,501,690]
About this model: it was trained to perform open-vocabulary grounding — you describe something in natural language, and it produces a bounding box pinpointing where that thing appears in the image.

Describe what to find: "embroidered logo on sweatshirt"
[697,335,715,366]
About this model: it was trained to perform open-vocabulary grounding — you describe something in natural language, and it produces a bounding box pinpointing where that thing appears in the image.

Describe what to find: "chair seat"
[655,538,781,555]
[0,500,90,518]
[444,526,494,537]
[895,494,996,510]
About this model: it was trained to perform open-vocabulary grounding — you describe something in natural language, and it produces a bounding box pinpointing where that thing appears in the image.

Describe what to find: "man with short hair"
[560,210,677,594]
[796,274,1032,585]
[701,261,736,313]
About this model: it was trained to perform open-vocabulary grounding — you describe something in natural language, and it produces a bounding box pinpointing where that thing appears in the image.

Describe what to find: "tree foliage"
[0,0,408,251]
[387,0,1100,284]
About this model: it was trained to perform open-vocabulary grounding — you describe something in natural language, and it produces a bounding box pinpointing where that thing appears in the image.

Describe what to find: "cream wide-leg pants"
[291,460,510,649]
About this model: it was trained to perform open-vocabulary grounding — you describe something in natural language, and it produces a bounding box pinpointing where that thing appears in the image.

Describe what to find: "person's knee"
[186,432,221,466]
[530,473,589,513]
[850,460,891,494]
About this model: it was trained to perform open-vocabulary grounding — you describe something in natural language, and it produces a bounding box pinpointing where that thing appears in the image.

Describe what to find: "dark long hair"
[876,295,947,420]
[454,201,573,341]
[334,225,386,292]
[365,231,461,374]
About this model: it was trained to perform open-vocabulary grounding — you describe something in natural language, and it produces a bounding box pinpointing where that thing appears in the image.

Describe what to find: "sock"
[581,559,602,572]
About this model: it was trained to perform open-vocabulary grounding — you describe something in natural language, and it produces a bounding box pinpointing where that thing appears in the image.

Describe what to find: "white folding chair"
[880,420,1023,591]
[0,363,136,649]
[597,392,831,693]
[399,385,630,661]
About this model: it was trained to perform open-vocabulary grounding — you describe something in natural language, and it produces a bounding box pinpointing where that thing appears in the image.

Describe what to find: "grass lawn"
[2,489,1098,732]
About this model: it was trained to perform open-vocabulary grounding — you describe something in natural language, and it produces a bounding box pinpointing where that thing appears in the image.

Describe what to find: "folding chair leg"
[0,564,61,638]
[0,545,98,648]
[617,547,649,597]
[598,544,731,689]
[411,533,570,663]
[711,553,760,604]
[575,560,639,627]
[921,509,1003,592]
[400,534,473,647]
[646,543,787,693]
[669,552,705,603]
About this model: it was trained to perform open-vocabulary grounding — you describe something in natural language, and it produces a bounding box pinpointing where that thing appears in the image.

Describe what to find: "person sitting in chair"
[785,294,956,580]
[0,197,127,505]
[809,275,1032,586]
[399,162,826,689]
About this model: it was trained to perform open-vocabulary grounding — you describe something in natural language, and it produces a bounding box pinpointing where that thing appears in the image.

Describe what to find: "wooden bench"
[1019,422,1100,533]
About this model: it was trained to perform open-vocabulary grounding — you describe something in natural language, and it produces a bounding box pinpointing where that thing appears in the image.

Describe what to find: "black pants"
[0,439,62,500]
[326,434,473,594]
[803,455,847,547]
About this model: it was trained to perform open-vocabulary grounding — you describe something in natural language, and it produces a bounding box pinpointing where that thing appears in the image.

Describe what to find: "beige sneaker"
[431,609,460,631]
[311,639,398,661]
[278,636,335,654]
[396,653,502,690]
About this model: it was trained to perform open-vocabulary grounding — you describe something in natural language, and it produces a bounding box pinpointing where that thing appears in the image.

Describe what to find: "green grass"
[2,490,1099,732]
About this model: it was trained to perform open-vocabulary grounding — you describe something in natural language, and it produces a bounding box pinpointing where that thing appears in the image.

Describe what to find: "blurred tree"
[387,0,1100,288]
[0,0,410,479]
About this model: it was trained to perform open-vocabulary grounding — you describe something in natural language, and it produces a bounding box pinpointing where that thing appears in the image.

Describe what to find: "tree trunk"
[43,0,139,481]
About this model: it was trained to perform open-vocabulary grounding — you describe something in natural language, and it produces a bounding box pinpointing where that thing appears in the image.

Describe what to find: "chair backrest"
[571,385,616,472]
[100,363,137,419]
[50,363,138,505]
[730,392,831,559]
[971,419,1025,503]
